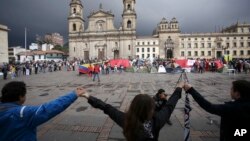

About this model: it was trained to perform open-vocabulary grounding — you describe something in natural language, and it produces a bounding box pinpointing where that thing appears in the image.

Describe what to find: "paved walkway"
[1,70,250,141]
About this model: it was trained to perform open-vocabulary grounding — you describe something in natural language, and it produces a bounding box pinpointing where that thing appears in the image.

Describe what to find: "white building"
[135,37,159,59]
[17,50,64,63]
[0,24,9,64]
[8,46,26,63]
[68,0,250,60]
[29,43,39,50]
[42,43,54,51]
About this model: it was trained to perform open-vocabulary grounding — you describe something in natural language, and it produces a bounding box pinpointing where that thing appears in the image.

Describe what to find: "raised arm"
[155,82,183,129]
[27,87,85,127]
[86,95,125,128]
[184,84,231,116]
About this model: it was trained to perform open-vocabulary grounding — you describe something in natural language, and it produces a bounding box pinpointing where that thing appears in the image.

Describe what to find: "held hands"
[176,81,192,92]
[75,87,90,99]
[75,87,86,97]
[183,82,192,92]
[177,81,185,88]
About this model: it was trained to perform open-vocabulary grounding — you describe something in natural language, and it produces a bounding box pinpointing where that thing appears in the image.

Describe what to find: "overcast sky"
[0,0,249,47]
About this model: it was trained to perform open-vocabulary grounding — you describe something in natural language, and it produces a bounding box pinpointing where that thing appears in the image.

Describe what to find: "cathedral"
[68,0,250,60]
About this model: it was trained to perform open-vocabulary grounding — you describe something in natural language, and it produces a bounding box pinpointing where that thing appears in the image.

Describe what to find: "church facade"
[68,0,250,60]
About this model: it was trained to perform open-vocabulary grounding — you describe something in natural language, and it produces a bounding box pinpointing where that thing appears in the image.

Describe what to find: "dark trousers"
[3,72,7,80]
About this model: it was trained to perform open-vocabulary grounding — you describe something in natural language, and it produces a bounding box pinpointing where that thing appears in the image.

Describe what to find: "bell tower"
[122,0,136,31]
[68,0,84,33]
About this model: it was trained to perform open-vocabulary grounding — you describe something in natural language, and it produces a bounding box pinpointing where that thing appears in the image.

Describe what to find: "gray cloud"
[0,0,249,47]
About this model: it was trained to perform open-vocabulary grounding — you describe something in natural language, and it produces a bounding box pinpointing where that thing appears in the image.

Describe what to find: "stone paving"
[0,70,250,141]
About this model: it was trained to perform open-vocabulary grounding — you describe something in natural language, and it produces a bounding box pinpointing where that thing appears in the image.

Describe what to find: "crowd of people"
[0,80,249,141]
[0,60,80,80]
[130,57,250,74]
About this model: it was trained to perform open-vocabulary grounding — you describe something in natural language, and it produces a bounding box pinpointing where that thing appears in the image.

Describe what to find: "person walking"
[93,64,100,82]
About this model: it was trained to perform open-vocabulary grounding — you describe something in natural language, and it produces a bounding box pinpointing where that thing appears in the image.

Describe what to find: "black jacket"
[187,87,250,141]
[88,87,182,141]
[153,95,168,112]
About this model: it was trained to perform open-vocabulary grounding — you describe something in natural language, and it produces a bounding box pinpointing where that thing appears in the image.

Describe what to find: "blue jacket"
[0,91,78,141]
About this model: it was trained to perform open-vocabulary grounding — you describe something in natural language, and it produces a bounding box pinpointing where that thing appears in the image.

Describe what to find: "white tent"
[158,65,166,73]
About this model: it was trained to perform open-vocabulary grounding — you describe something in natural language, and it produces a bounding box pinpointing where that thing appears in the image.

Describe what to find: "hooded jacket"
[0,91,77,141]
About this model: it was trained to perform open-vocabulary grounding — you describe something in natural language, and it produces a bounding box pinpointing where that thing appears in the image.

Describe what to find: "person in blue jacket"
[0,81,85,141]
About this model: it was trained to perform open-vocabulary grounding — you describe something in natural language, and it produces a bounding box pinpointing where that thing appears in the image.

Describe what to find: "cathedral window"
[208,51,211,56]
[181,51,184,57]
[201,43,204,48]
[127,4,131,10]
[208,43,211,48]
[73,8,76,14]
[241,42,244,47]
[240,50,244,55]
[194,51,198,56]
[234,42,237,47]
[201,51,204,56]
[73,24,76,31]
[98,23,103,31]
[127,20,132,28]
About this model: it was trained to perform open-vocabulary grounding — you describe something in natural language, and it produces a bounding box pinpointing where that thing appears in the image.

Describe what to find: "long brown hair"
[123,94,155,141]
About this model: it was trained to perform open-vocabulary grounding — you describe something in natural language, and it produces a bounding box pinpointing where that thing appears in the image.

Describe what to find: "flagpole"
[25,27,27,61]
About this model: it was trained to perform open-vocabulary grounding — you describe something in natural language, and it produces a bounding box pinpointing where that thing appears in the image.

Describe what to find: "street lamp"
[164,37,174,59]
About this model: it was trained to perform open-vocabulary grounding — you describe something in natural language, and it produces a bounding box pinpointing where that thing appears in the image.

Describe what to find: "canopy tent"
[108,59,130,68]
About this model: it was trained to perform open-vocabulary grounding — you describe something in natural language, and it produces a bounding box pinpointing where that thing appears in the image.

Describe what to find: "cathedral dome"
[170,17,178,23]
[160,17,168,24]
[70,0,82,5]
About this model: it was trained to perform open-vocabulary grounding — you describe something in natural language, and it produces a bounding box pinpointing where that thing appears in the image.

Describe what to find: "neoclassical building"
[68,0,250,60]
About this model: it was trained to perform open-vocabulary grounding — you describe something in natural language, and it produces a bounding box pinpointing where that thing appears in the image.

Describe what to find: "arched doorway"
[84,51,89,60]
[98,49,105,60]
[167,49,173,59]
[114,50,119,59]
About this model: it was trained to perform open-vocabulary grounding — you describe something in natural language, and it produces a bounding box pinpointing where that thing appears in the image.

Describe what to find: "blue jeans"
[93,73,100,81]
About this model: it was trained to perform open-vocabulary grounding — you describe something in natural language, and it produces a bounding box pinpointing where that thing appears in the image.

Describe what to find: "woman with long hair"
[82,82,184,141]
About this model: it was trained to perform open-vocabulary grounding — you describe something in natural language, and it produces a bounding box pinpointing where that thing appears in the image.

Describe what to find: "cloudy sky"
[0,0,249,47]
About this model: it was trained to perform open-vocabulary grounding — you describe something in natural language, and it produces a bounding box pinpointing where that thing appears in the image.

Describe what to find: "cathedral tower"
[122,0,137,31]
[68,0,84,33]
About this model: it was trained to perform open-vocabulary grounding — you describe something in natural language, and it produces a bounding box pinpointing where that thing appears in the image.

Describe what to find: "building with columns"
[68,0,136,60]
[68,0,250,60]
[0,24,9,64]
